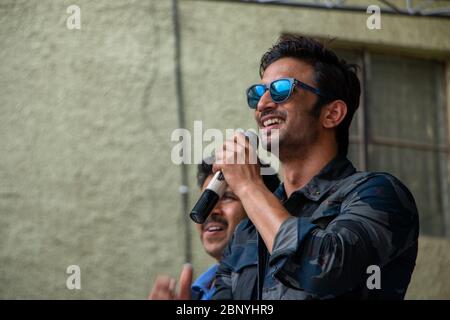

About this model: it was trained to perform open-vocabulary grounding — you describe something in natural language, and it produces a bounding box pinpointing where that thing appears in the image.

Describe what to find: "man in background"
[148,156,279,300]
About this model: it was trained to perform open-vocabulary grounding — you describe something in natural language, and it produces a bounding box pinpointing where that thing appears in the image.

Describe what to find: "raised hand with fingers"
[148,264,193,300]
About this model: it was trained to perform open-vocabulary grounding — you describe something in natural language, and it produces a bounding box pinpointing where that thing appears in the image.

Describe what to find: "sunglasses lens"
[270,79,292,103]
[247,85,266,109]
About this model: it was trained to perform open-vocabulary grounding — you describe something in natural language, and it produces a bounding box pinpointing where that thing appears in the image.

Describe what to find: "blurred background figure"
[148,156,280,300]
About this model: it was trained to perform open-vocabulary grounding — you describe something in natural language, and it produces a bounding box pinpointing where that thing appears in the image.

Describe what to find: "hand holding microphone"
[190,130,259,224]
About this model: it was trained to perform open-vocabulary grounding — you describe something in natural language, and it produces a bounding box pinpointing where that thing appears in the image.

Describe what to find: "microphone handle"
[189,130,258,224]
[189,171,227,224]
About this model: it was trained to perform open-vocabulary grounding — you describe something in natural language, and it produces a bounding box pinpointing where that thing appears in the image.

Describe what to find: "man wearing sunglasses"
[211,35,419,300]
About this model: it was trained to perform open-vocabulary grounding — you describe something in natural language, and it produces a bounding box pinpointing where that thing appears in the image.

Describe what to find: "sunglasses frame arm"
[293,79,327,99]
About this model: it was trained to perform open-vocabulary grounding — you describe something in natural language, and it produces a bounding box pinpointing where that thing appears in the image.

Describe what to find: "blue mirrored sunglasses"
[246,77,326,109]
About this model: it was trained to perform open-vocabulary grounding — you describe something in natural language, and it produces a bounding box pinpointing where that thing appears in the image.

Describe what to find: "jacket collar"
[275,155,356,202]
[191,264,218,299]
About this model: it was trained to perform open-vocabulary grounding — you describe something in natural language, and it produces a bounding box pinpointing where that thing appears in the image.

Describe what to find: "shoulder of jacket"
[338,171,404,193]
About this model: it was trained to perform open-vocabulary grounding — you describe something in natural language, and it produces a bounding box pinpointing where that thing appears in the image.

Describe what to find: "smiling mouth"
[203,223,227,235]
[262,117,285,128]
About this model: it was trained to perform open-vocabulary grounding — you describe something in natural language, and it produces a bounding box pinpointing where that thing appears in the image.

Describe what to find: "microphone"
[189,131,258,224]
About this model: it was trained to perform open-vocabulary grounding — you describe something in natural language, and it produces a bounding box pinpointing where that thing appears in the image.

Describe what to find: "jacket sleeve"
[269,174,419,297]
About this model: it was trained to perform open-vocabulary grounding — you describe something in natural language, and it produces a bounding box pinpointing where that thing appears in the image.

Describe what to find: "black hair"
[259,35,361,156]
[196,156,281,193]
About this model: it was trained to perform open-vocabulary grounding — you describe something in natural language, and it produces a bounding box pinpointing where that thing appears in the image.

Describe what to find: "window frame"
[343,49,450,237]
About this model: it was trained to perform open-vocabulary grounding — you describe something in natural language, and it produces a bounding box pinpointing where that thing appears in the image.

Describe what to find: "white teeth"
[207,226,222,232]
[263,118,283,127]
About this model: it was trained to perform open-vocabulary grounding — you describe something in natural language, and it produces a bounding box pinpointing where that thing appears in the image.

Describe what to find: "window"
[339,50,449,237]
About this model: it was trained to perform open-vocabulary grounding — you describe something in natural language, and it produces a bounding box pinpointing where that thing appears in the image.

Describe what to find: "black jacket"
[212,156,419,300]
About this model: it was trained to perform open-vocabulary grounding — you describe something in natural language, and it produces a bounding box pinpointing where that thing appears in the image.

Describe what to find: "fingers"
[148,275,176,300]
[148,264,193,301]
[215,141,245,164]
[213,141,236,172]
[233,131,248,147]
[234,132,258,164]
[169,278,176,293]
[212,132,259,173]
[178,263,193,300]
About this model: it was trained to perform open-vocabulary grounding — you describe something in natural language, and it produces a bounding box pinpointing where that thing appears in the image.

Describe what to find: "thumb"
[177,263,193,300]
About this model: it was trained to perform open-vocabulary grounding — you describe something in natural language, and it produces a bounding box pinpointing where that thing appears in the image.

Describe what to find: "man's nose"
[256,90,276,113]
[210,202,224,216]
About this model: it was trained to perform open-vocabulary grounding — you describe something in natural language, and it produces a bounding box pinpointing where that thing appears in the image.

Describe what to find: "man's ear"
[321,100,348,129]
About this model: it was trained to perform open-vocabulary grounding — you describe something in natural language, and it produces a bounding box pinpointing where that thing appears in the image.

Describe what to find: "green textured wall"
[1,0,449,299]
[0,0,184,299]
